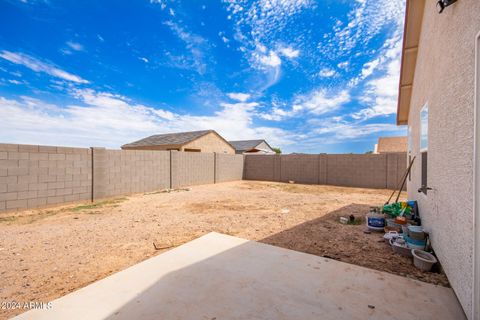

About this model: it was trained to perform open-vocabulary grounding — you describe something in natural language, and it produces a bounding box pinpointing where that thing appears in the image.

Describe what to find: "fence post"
[91,147,107,201]
[214,152,217,184]
[169,150,173,189]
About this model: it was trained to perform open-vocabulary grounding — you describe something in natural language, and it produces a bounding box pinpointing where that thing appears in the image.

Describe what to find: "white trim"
[473,30,480,320]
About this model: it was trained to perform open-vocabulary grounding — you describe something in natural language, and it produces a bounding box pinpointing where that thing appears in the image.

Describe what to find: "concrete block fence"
[0,142,406,213]
[0,143,244,213]
[244,153,407,190]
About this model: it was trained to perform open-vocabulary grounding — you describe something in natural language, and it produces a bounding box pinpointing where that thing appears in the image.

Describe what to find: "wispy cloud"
[138,57,149,63]
[66,41,84,51]
[0,50,89,84]
[318,68,338,78]
[351,31,403,120]
[163,21,209,74]
[227,92,251,102]
[61,41,85,55]
[279,47,300,58]
[293,89,350,115]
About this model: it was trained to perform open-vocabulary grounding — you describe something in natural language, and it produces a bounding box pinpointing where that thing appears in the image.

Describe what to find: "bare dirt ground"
[0,181,449,319]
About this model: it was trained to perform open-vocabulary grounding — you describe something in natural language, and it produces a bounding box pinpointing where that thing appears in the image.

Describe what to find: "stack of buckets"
[366,208,427,250]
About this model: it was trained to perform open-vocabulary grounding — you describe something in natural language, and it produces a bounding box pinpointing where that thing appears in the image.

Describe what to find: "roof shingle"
[228,140,266,152]
[122,130,214,148]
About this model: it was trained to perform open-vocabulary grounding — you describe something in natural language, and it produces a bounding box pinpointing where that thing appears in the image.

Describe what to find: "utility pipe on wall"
[473,30,480,320]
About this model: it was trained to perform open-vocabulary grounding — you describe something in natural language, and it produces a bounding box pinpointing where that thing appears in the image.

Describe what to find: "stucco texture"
[406,1,480,317]
[181,132,235,154]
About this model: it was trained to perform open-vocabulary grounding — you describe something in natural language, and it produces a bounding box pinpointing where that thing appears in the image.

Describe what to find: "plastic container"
[405,235,426,250]
[366,213,385,232]
[412,249,437,271]
[383,231,399,243]
[390,238,413,257]
[408,225,426,240]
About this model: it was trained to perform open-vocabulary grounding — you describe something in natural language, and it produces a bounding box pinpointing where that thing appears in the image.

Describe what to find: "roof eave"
[396,0,426,126]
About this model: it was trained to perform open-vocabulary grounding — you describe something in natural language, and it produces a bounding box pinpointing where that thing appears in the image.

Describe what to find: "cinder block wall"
[1,142,406,213]
[171,151,215,188]
[92,148,170,200]
[244,153,407,190]
[215,154,244,182]
[0,144,92,212]
[243,155,276,181]
[280,154,320,184]
[326,154,387,189]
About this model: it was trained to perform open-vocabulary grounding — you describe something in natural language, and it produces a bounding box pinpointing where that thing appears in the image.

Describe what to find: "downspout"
[473,30,480,320]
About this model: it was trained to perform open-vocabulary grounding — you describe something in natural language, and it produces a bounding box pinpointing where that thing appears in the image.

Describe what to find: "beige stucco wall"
[181,132,235,154]
[406,1,480,317]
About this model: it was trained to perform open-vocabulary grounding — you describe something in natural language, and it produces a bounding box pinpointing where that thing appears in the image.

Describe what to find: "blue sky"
[0,0,406,153]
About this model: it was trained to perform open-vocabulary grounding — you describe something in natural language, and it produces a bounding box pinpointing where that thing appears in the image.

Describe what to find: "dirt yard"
[0,181,448,319]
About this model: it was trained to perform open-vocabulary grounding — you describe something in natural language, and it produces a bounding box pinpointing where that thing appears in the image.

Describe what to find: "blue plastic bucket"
[366,214,385,231]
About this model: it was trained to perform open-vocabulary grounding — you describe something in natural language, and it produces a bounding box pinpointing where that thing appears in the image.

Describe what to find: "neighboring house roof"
[122,130,233,149]
[376,136,408,153]
[396,0,426,125]
[228,139,274,153]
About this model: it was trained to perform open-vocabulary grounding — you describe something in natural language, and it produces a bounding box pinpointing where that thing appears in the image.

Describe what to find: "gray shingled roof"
[228,139,266,152]
[122,130,214,148]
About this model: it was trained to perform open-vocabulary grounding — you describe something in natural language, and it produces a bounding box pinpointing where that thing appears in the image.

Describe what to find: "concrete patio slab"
[14,232,465,320]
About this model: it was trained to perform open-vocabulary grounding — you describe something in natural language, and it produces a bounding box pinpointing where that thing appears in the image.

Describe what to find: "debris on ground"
[145,188,191,195]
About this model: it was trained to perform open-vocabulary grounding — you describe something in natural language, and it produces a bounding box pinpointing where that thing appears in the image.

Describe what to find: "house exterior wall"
[406,1,480,317]
[254,141,274,153]
[181,132,235,154]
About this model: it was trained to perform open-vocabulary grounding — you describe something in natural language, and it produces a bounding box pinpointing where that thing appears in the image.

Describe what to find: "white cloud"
[66,41,84,51]
[279,47,300,58]
[337,61,349,69]
[293,89,350,115]
[7,79,26,85]
[139,57,149,63]
[0,51,89,84]
[352,31,402,120]
[318,68,338,78]
[320,0,404,59]
[227,92,251,102]
[314,121,403,140]
[258,50,281,67]
[360,58,380,78]
[259,107,296,121]
[0,89,293,149]
[163,21,209,74]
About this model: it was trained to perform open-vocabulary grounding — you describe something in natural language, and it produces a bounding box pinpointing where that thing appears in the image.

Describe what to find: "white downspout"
[473,30,480,320]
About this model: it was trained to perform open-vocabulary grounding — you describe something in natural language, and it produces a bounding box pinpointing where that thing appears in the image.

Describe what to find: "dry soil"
[0,181,449,319]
